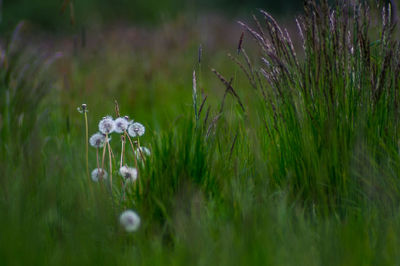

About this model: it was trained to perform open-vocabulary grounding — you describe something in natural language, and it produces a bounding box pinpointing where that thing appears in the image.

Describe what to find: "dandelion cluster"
[79,104,150,233]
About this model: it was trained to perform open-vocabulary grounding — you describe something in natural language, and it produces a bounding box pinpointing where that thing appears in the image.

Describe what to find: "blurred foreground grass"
[1,2,400,265]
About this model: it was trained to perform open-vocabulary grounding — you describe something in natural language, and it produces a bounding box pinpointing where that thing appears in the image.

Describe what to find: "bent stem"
[125,131,139,174]
[137,137,145,161]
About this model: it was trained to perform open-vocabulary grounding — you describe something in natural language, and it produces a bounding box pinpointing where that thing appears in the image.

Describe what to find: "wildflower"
[91,168,108,182]
[135,146,151,160]
[77,103,88,114]
[114,117,130,134]
[128,122,145,137]
[99,116,115,134]
[89,132,111,148]
[119,166,138,183]
[119,210,140,232]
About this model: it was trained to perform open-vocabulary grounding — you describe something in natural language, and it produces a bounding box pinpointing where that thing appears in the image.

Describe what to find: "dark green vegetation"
[1,0,302,32]
[1,0,400,265]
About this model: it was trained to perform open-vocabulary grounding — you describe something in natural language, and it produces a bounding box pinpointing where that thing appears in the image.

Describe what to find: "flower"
[77,103,88,114]
[99,116,115,134]
[120,210,140,232]
[119,166,138,183]
[128,122,145,137]
[89,132,110,148]
[114,117,130,134]
[135,146,151,160]
[91,168,108,182]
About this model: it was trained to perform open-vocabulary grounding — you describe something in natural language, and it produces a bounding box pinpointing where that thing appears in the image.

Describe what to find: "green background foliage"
[1,0,302,31]
[1,1,400,265]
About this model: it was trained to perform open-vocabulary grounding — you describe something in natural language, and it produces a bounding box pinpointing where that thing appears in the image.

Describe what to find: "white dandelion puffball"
[89,132,107,148]
[128,122,145,137]
[120,210,141,232]
[91,168,108,182]
[119,166,138,183]
[135,146,151,159]
[99,116,115,134]
[114,117,130,134]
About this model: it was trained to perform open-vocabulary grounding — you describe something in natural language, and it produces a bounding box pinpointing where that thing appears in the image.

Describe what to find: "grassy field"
[1,1,400,265]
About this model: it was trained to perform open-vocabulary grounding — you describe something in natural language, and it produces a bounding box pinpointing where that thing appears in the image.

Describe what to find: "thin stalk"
[101,133,108,174]
[125,131,139,174]
[193,70,198,127]
[137,137,145,161]
[120,135,125,168]
[96,148,99,172]
[119,181,127,208]
[108,140,113,190]
[84,112,90,182]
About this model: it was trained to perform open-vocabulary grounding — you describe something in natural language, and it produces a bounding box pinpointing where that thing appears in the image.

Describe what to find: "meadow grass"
[1,1,400,265]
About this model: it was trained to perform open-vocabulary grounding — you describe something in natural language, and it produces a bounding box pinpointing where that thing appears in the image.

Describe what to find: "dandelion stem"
[137,137,145,161]
[120,135,125,168]
[125,131,139,176]
[96,148,99,171]
[108,140,113,190]
[84,111,90,182]
[119,181,127,207]
[109,144,115,160]
[101,133,108,174]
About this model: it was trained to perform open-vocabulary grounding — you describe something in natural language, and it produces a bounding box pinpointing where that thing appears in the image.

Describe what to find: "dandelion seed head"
[77,103,88,114]
[89,132,107,148]
[91,168,108,182]
[136,146,151,160]
[120,210,140,232]
[119,166,138,183]
[99,116,115,134]
[114,117,130,133]
[128,122,145,137]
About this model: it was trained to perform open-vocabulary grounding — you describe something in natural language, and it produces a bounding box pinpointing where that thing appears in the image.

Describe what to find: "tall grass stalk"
[235,0,400,214]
